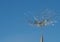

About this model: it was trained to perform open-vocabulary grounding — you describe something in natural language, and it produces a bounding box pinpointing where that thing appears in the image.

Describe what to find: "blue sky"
[0,0,60,42]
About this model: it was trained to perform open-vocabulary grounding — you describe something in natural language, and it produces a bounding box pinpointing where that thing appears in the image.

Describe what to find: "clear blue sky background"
[0,0,60,42]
